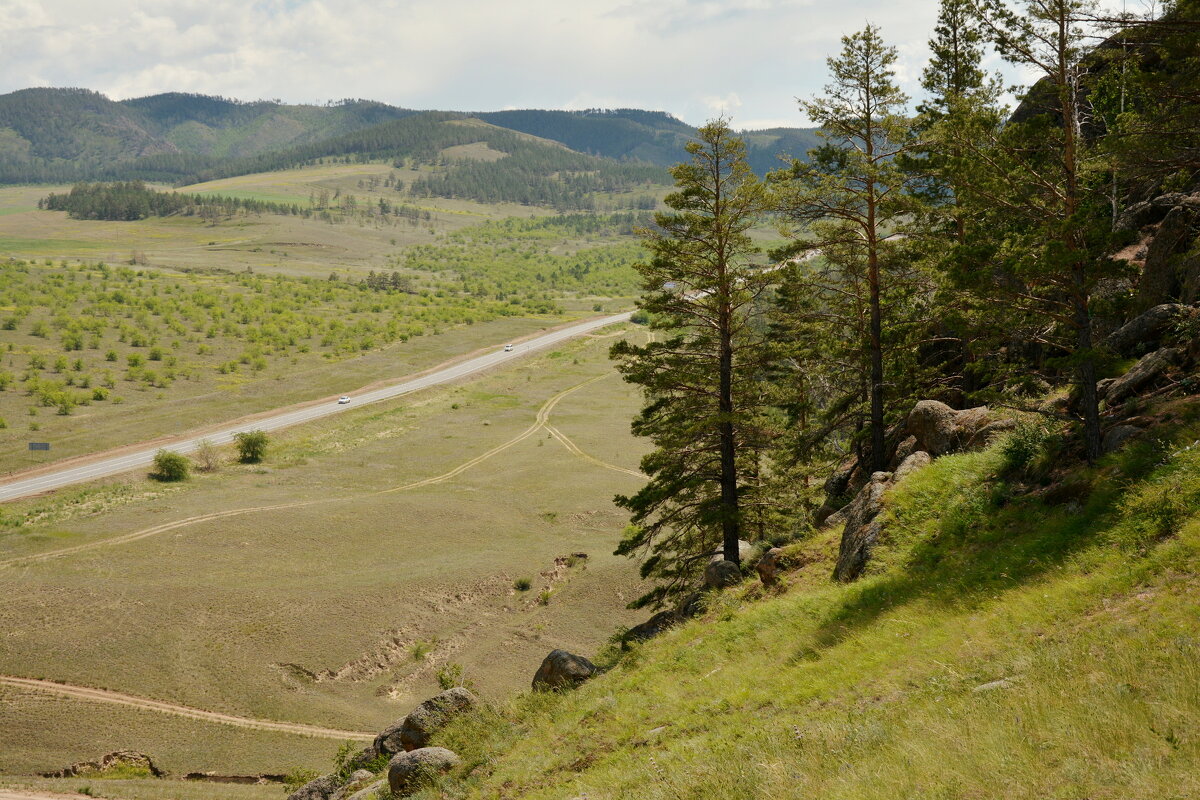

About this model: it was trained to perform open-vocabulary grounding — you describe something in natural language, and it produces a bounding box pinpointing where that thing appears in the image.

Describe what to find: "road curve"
[0,675,374,740]
[0,312,631,503]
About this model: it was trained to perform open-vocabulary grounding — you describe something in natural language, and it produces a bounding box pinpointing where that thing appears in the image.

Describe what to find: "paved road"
[0,312,631,503]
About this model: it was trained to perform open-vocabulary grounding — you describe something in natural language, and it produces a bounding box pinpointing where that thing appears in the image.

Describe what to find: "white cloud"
[0,0,1030,126]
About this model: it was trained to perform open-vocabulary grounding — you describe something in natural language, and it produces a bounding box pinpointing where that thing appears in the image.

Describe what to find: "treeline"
[613,0,1200,607]
[39,182,303,220]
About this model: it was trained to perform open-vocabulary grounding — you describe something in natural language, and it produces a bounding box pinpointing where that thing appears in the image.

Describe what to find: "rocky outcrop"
[832,472,892,582]
[42,750,164,779]
[893,450,932,483]
[287,773,341,800]
[1103,424,1144,454]
[704,559,742,589]
[532,649,597,691]
[1134,198,1200,311]
[329,771,378,800]
[394,687,477,752]
[387,747,460,795]
[342,780,386,800]
[1105,303,1193,358]
[1105,347,1183,406]
[342,743,384,772]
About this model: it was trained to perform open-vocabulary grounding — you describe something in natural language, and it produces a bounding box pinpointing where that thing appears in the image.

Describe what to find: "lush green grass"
[359,402,1200,800]
[0,331,651,779]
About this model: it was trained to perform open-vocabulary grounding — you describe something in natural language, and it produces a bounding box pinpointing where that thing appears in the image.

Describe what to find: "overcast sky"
[0,0,1024,129]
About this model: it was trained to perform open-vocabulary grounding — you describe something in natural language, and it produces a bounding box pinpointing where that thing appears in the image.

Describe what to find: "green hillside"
[311,399,1200,799]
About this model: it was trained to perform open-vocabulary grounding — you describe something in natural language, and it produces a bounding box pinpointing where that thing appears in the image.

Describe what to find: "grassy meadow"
[0,330,653,781]
[0,162,654,470]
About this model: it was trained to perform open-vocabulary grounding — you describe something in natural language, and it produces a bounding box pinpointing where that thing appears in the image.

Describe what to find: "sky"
[0,0,1024,129]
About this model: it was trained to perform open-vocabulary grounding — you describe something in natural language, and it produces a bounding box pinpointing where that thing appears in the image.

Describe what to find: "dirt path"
[0,790,92,800]
[1,373,640,570]
[0,676,373,741]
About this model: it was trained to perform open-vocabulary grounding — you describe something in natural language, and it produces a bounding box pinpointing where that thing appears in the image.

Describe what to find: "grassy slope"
[391,404,1200,800]
[0,331,651,778]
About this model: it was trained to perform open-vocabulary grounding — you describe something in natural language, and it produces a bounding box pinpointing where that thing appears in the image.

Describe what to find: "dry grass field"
[0,330,652,785]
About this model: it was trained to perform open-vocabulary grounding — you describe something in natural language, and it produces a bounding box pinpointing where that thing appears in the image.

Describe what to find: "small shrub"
[537,590,552,606]
[999,417,1050,475]
[514,577,533,591]
[234,430,269,463]
[435,662,476,692]
[194,439,221,472]
[282,767,321,794]
[410,640,432,661]
[151,449,190,481]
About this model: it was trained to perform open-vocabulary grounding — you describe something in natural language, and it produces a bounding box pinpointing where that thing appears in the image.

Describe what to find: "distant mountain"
[474,109,820,173]
[0,88,820,188]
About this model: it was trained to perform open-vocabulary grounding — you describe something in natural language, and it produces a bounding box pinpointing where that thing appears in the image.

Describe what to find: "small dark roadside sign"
[28,442,50,451]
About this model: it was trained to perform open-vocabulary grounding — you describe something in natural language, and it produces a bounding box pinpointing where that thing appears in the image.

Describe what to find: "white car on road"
[337,395,350,404]
[503,344,514,352]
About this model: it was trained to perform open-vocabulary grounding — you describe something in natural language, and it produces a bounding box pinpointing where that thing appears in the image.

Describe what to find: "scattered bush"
[151,449,190,481]
[282,768,321,794]
[234,430,269,463]
[514,577,533,591]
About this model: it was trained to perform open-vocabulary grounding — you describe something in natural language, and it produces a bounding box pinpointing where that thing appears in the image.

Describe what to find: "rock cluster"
[287,688,479,800]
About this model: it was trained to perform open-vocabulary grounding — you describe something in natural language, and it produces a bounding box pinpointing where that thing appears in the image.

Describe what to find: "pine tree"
[772,25,922,474]
[610,119,772,609]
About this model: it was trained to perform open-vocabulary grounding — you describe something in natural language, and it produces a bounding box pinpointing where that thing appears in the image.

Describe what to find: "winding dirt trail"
[1,373,640,570]
[0,790,93,800]
[0,676,373,740]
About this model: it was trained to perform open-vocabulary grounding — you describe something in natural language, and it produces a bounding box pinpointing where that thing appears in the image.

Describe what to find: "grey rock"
[532,649,597,691]
[892,450,932,483]
[704,559,742,589]
[888,435,918,470]
[822,504,849,530]
[1105,347,1182,406]
[387,747,460,795]
[373,718,408,758]
[1103,424,1143,454]
[344,779,386,800]
[833,472,891,582]
[756,547,785,587]
[708,538,752,564]
[287,774,340,800]
[397,687,477,752]
[1105,303,1190,357]
[626,609,680,642]
[330,772,378,800]
[1137,203,1200,311]
[972,678,1014,693]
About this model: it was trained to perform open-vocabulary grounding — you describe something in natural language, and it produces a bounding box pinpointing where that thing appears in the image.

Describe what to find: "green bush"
[151,449,190,481]
[234,430,269,463]
[513,577,533,591]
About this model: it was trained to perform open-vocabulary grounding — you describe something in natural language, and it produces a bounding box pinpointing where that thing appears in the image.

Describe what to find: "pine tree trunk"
[719,318,741,563]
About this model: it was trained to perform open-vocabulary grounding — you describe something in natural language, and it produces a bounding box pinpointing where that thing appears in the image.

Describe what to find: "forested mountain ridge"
[0,88,819,185]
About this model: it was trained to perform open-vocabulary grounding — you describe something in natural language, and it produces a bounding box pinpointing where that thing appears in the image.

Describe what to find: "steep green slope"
[381,403,1200,799]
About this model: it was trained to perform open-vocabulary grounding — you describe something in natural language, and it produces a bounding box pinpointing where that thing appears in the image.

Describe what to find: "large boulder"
[704,559,742,589]
[1105,347,1183,406]
[1136,200,1200,311]
[395,688,477,752]
[287,774,340,800]
[532,649,597,691]
[387,747,460,795]
[1105,303,1192,358]
[330,772,378,800]
[904,400,1012,457]
[832,471,891,583]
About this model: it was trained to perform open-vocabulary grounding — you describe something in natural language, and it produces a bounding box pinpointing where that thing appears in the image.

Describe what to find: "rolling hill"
[0,89,819,187]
